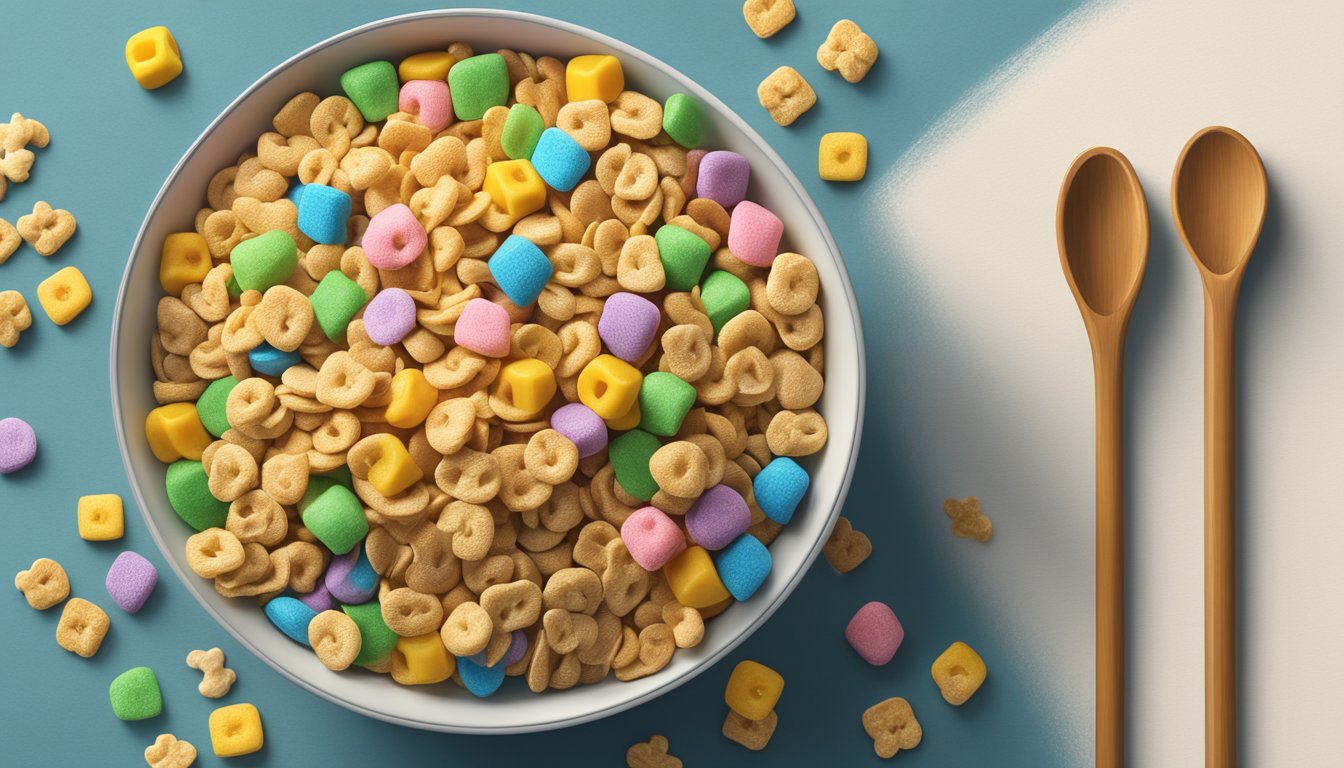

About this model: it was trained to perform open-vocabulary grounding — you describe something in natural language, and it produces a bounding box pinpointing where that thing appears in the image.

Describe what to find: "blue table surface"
[0,1,1082,765]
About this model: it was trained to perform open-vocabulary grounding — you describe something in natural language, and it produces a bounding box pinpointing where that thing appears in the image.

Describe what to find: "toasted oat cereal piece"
[309,609,363,671]
[144,733,197,768]
[723,708,778,750]
[817,19,878,83]
[14,557,70,610]
[0,290,32,348]
[944,496,993,542]
[0,218,20,264]
[626,734,683,768]
[17,201,76,257]
[742,0,795,38]
[822,515,870,573]
[186,647,237,699]
[56,597,110,657]
[862,697,922,758]
[756,66,815,126]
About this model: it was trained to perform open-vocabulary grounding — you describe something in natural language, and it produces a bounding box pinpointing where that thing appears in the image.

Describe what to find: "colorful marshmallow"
[696,150,750,208]
[728,201,783,267]
[686,484,751,551]
[309,271,368,340]
[229,230,297,292]
[598,292,660,361]
[0,416,37,474]
[448,53,509,121]
[105,551,158,613]
[845,601,904,666]
[531,127,591,192]
[654,224,711,291]
[265,596,319,645]
[549,403,607,458]
[362,203,426,270]
[325,545,378,604]
[363,288,418,346]
[753,457,810,525]
[398,79,453,133]
[454,298,511,358]
[340,60,400,122]
[488,235,553,306]
[637,372,696,437]
[621,506,687,571]
[109,666,163,721]
[296,184,351,245]
[713,534,772,601]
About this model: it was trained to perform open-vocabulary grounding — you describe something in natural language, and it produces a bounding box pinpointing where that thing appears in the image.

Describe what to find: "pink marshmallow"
[845,601,904,666]
[362,203,426,270]
[621,506,687,571]
[399,80,454,133]
[454,298,511,358]
[727,200,783,267]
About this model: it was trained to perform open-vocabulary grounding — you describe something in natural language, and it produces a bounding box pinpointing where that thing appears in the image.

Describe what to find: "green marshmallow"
[340,60,399,122]
[609,429,661,501]
[638,372,697,437]
[301,483,368,555]
[309,270,368,340]
[662,93,703,148]
[230,230,297,292]
[501,103,545,160]
[196,375,238,437]
[109,667,162,721]
[654,224,711,291]
[166,460,229,532]
[700,270,750,335]
[448,53,509,121]
[226,274,242,298]
[343,601,398,666]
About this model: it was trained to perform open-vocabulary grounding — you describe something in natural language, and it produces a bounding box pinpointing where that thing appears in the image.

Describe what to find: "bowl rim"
[110,7,866,734]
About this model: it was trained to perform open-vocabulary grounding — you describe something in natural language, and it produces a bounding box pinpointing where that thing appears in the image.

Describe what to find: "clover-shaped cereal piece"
[862,697,922,759]
[17,201,77,256]
[14,557,70,610]
[56,597,111,657]
[944,496,994,542]
[756,66,816,127]
[144,733,197,768]
[0,289,32,348]
[817,19,879,83]
[626,734,683,768]
[822,515,871,573]
[1,113,51,152]
[186,647,237,698]
[742,0,796,39]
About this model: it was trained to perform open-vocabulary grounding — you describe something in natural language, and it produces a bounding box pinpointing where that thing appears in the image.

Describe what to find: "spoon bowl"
[1174,127,1268,277]
[1058,148,1150,319]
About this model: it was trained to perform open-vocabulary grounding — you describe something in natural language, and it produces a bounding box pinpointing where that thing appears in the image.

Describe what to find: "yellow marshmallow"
[77,494,125,541]
[483,159,547,220]
[159,232,212,296]
[662,546,730,609]
[604,399,641,431]
[497,358,556,416]
[144,402,212,463]
[566,55,624,103]
[577,354,642,420]
[931,641,987,705]
[818,132,868,182]
[364,434,423,497]
[208,703,263,757]
[125,26,183,90]
[385,368,439,429]
[37,266,92,326]
[398,51,457,82]
[724,660,784,721]
[392,632,455,685]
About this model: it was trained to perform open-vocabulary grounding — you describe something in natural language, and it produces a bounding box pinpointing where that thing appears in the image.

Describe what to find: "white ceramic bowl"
[111,9,865,734]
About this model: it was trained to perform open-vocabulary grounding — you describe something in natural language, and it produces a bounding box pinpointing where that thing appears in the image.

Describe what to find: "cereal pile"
[145,42,827,694]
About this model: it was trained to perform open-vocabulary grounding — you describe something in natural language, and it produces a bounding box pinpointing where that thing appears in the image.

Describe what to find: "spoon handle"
[1204,294,1238,768]
[1093,338,1126,768]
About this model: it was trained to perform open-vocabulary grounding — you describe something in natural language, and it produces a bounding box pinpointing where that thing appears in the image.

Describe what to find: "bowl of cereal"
[111,9,864,733]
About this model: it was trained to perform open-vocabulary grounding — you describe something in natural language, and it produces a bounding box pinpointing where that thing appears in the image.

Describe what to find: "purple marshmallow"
[325,545,378,604]
[298,580,336,613]
[597,292,660,362]
[105,551,158,613]
[696,150,751,208]
[362,288,417,346]
[0,417,37,474]
[503,629,529,667]
[685,484,751,551]
[550,403,607,458]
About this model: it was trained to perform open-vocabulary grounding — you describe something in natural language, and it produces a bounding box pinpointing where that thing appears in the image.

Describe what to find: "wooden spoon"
[1057,147,1150,768]
[1172,126,1267,768]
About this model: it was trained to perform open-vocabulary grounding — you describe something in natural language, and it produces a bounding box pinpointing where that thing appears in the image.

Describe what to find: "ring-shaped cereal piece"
[659,324,711,382]
[437,501,495,562]
[254,285,315,353]
[185,527,246,579]
[380,587,445,637]
[315,351,376,409]
[206,443,260,502]
[765,408,829,457]
[648,441,709,499]
[440,601,493,656]
[524,429,579,486]
[480,579,543,633]
[309,610,362,671]
[433,448,502,504]
[495,443,554,512]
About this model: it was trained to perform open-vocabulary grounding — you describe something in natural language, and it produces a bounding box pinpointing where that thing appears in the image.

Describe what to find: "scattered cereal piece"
[125,26,184,89]
[753,457,810,525]
[742,0,796,38]
[110,666,163,721]
[36,266,93,326]
[846,601,904,666]
[144,733,197,768]
[945,496,994,542]
[567,55,624,104]
[862,697,922,758]
[341,60,400,122]
[78,494,126,541]
[0,290,31,348]
[0,416,38,473]
[18,201,77,257]
[186,648,237,699]
[819,132,868,182]
[817,19,879,84]
[14,557,69,610]
[725,659,783,720]
[448,53,510,121]
[0,219,20,264]
[713,534,772,601]
[822,515,871,573]
[626,734,683,768]
[56,597,110,657]
[106,551,159,613]
[308,610,362,671]
[722,708,778,750]
[931,641,987,705]
[757,66,816,126]
[208,703,264,757]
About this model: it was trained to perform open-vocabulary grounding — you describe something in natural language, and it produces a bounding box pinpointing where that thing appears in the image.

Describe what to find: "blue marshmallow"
[297,184,352,245]
[264,596,318,645]
[458,654,507,697]
[287,181,306,206]
[248,342,301,377]
[488,235,553,306]
[753,457,811,525]
[530,127,591,192]
[713,534,772,601]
